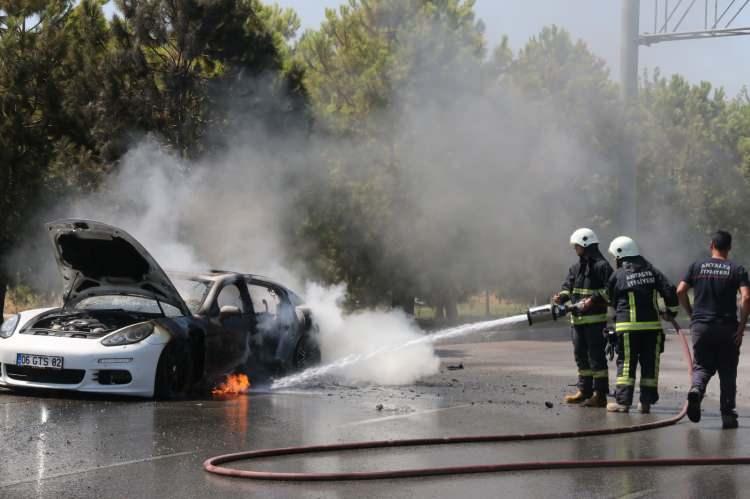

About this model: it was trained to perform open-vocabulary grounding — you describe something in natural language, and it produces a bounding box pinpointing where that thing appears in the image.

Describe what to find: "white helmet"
[609,236,640,259]
[569,228,599,248]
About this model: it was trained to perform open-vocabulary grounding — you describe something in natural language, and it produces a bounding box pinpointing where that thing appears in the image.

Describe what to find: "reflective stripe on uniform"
[570,314,608,325]
[640,378,658,387]
[592,369,608,379]
[578,369,594,377]
[628,292,636,323]
[615,321,663,332]
[617,332,635,386]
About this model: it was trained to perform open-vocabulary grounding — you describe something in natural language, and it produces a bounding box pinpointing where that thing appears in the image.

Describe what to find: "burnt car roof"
[166,270,290,288]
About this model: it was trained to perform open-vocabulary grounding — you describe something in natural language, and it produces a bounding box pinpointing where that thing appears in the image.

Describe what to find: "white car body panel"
[0,309,169,398]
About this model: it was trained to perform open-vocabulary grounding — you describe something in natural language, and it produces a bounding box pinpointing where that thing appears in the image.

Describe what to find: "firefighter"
[605,236,678,414]
[553,228,613,407]
[677,230,750,429]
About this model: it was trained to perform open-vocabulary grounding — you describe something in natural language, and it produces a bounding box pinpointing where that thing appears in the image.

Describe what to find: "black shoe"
[722,411,739,429]
[687,387,702,423]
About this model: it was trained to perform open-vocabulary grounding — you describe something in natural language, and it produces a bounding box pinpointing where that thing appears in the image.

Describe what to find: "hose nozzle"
[527,303,569,326]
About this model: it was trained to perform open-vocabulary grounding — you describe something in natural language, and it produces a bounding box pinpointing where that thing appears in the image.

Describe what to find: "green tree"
[0,0,111,315]
[638,74,750,270]
[297,0,485,316]
[107,0,304,158]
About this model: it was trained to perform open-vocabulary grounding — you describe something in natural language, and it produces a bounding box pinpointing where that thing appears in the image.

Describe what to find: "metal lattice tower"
[619,0,750,234]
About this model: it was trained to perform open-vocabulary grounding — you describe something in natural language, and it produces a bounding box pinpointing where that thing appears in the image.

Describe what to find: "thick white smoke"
[22,140,438,386]
[304,282,440,385]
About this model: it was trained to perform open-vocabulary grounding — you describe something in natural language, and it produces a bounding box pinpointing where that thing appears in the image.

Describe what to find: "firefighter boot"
[687,387,702,423]
[607,402,629,413]
[638,402,651,414]
[581,391,607,408]
[722,411,739,429]
[564,390,590,404]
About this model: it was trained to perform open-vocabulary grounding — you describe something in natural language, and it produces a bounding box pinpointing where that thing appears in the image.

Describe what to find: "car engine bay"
[21,310,155,339]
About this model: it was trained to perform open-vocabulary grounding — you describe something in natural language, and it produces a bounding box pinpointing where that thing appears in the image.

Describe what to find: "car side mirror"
[219,305,241,320]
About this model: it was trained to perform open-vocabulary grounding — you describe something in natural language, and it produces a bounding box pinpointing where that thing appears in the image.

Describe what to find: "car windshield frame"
[168,275,212,315]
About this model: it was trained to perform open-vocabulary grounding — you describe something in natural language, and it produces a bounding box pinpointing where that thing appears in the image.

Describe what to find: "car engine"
[22,310,153,339]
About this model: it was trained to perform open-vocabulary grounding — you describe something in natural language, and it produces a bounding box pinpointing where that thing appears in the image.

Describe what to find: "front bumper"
[0,334,166,398]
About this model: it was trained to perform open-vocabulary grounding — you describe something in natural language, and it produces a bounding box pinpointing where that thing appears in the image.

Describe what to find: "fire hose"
[203,320,750,481]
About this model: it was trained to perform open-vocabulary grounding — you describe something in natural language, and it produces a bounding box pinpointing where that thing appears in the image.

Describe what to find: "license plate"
[16,353,64,370]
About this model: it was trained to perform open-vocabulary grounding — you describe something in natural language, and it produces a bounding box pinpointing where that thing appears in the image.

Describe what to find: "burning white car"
[0,219,319,398]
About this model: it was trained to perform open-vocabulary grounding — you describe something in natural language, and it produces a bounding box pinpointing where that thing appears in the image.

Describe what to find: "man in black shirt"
[677,230,750,429]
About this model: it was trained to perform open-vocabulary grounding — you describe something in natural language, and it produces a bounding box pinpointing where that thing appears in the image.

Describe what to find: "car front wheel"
[154,342,193,400]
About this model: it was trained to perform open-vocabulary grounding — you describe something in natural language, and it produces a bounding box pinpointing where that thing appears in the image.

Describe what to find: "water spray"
[272,300,590,390]
[271,313,532,390]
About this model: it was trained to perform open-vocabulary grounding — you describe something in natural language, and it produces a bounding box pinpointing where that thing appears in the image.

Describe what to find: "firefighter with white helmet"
[553,228,613,407]
[605,236,679,413]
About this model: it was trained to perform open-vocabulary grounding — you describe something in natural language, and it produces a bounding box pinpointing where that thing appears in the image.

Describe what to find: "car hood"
[47,219,191,316]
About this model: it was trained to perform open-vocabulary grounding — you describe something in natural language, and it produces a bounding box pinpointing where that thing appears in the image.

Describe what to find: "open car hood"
[47,219,191,316]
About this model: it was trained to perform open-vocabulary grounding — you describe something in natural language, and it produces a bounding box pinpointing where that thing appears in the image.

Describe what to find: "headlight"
[101,322,154,347]
[0,314,19,339]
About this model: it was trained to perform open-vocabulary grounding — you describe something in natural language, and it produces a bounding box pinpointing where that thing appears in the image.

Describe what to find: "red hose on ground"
[203,326,748,481]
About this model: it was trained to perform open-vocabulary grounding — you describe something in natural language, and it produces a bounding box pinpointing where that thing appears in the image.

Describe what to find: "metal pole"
[620,0,640,235]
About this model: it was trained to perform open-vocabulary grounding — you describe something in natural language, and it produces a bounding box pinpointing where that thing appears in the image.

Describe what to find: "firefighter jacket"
[606,257,679,332]
[559,247,613,326]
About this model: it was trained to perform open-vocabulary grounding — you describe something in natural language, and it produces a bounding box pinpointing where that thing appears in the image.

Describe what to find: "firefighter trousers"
[615,329,663,406]
[571,323,609,396]
[691,322,739,414]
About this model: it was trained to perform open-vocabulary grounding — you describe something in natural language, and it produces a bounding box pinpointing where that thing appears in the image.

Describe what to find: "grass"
[415,292,527,320]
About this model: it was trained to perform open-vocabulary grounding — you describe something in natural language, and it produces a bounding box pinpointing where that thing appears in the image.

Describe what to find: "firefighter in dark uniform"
[605,236,679,414]
[553,228,613,407]
[677,230,750,429]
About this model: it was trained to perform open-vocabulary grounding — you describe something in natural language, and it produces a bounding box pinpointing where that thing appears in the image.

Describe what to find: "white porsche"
[0,219,319,398]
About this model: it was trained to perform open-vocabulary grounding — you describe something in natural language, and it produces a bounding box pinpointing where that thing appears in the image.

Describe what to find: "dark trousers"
[615,330,663,405]
[571,323,609,395]
[691,322,739,414]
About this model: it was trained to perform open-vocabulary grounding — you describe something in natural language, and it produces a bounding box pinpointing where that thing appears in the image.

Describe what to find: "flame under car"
[0,219,319,399]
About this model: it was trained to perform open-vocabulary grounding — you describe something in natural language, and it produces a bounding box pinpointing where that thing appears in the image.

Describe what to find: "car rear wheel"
[293,334,321,370]
[154,342,193,400]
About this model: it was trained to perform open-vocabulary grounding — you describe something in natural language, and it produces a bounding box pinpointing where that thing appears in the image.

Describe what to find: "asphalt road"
[2,324,750,498]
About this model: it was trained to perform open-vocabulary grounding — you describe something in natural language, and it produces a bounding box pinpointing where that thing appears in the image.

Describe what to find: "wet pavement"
[2,324,750,498]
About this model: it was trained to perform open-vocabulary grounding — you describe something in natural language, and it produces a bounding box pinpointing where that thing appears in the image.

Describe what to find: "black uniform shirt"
[683,257,750,326]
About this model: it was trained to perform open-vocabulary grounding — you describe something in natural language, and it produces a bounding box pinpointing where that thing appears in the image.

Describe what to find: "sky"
[275,0,750,96]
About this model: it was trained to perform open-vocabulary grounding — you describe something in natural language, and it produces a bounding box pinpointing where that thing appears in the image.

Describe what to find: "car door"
[210,279,255,372]
[247,281,288,361]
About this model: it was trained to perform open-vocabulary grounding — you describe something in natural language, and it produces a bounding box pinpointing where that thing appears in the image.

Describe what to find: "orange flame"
[212,373,251,397]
